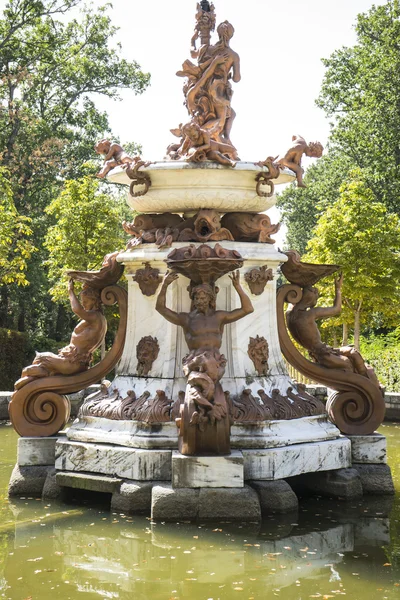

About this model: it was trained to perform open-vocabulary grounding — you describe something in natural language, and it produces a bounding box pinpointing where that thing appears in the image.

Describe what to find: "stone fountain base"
[9,427,394,521]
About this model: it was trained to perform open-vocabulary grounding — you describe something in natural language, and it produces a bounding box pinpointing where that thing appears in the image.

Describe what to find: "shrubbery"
[0,328,61,391]
[360,332,400,392]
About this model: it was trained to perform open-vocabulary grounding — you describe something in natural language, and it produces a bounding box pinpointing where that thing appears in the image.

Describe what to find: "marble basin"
[107,160,295,214]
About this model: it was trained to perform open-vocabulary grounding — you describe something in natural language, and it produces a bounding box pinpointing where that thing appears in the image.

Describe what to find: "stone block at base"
[18,436,61,466]
[198,485,261,520]
[8,464,50,496]
[347,433,387,464]
[249,480,298,514]
[243,438,351,480]
[297,468,363,500]
[56,471,122,493]
[352,464,395,495]
[111,481,153,513]
[42,467,66,500]
[172,450,243,488]
[151,484,199,521]
[55,439,171,481]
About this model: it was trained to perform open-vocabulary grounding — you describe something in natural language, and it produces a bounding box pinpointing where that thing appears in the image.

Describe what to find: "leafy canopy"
[44,176,128,302]
[304,174,400,332]
[0,168,36,286]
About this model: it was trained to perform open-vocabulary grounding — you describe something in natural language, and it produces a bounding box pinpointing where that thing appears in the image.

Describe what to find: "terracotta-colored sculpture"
[174,121,237,167]
[277,135,323,188]
[248,335,269,376]
[277,252,385,434]
[220,212,280,244]
[94,139,136,179]
[133,263,161,296]
[156,269,253,455]
[244,265,273,295]
[168,3,240,164]
[15,281,107,390]
[136,336,160,376]
[286,274,378,384]
[255,156,281,197]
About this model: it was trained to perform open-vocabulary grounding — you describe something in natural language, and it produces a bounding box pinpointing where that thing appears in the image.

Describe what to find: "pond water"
[0,424,399,599]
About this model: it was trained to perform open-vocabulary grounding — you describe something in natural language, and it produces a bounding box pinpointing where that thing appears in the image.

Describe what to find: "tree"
[304,175,400,349]
[277,150,352,254]
[44,176,129,302]
[317,0,400,213]
[0,167,35,286]
[0,0,149,335]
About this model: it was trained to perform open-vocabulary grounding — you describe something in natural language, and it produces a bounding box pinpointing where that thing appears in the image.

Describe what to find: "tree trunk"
[354,308,361,351]
[342,323,348,346]
[333,329,338,347]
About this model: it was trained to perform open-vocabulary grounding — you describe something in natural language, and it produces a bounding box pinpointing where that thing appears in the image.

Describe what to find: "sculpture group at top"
[167,1,240,165]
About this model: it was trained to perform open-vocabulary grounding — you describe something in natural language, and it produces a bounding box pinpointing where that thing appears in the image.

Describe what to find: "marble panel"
[348,432,387,464]
[172,450,244,488]
[243,438,351,480]
[55,440,172,481]
[18,435,63,466]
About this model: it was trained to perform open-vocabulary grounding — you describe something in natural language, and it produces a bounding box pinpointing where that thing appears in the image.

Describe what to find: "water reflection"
[1,495,398,600]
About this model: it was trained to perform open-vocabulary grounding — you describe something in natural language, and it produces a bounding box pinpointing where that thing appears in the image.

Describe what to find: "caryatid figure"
[156,270,253,454]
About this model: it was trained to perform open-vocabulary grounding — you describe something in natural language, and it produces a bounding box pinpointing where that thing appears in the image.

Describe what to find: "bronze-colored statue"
[168,3,241,164]
[286,274,378,385]
[136,336,160,377]
[244,265,273,295]
[277,250,385,435]
[94,139,136,179]
[15,281,107,390]
[220,212,280,244]
[173,121,237,167]
[156,269,253,455]
[277,135,323,188]
[248,335,269,376]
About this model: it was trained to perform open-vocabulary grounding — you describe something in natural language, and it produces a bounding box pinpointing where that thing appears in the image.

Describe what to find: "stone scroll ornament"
[9,252,128,437]
[156,244,253,455]
[167,2,240,166]
[277,250,385,435]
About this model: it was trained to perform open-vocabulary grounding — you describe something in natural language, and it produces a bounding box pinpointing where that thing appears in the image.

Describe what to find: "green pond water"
[0,424,399,599]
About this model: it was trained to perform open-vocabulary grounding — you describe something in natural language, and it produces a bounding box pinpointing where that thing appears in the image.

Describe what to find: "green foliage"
[360,330,400,392]
[44,176,129,302]
[304,175,400,340]
[0,0,148,337]
[317,0,400,212]
[0,168,35,286]
[277,150,353,254]
[0,327,60,390]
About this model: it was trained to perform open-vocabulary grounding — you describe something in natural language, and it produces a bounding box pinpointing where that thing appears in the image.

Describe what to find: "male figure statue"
[156,270,253,454]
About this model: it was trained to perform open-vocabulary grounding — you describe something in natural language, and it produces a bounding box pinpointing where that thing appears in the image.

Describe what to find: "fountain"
[8,1,394,520]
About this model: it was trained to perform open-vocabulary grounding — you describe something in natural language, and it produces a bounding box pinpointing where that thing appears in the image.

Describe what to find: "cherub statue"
[180,121,236,167]
[94,139,137,179]
[277,135,323,188]
[286,274,379,385]
[15,281,107,390]
[156,271,253,452]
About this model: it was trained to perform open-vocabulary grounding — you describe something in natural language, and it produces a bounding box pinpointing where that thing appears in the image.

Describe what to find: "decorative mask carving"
[136,336,160,376]
[133,263,161,296]
[244,265,273,295]
[248,335,269,376]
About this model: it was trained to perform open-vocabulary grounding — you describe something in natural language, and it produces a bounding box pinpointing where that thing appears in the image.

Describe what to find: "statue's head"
[136,336,159,377]
[302,285,319,308]
[80,286,102,311]
[94,139,112,155]
[217,20,234,43]
[248,335,269,376]
[182,121,202,142]
[190,283,216,312]
[306,141,323,158]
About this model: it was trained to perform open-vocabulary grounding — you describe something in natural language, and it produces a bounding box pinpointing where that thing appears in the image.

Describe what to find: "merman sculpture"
[156,268,253,455]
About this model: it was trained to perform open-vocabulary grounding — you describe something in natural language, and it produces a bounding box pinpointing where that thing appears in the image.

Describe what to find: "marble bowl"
[107,160,295,214]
